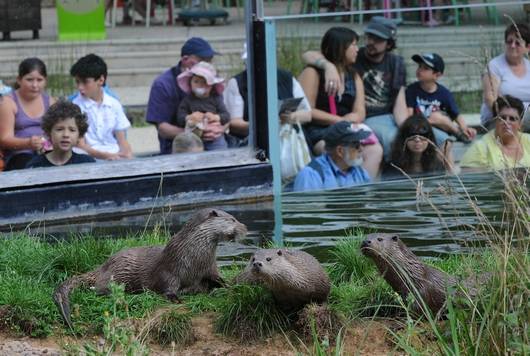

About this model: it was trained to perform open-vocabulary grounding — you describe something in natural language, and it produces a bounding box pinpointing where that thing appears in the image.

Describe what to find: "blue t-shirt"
[406,81,460,120]
[293,154,371,192]
[146,64,187,155]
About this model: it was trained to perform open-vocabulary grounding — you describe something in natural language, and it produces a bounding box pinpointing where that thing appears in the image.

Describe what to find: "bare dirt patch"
[0,314,397,355]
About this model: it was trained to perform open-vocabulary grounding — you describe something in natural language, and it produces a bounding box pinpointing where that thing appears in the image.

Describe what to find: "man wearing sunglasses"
[461,95,530,171]
[293,121,371,192]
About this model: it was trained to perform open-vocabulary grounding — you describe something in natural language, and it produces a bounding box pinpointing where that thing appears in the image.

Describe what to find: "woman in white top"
[481,23,530,128]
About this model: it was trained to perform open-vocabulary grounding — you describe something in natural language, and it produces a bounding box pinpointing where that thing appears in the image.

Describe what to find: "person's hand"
[280,111,295,124]
[341,113,361,124]
[204,112,221,124]
[29,135,44,152]
[104,152,122,160]
[186,112,204,126]
[202,121,224,142]
[324,62,343,97]
[463,126,477,140]
[118,151,133,159]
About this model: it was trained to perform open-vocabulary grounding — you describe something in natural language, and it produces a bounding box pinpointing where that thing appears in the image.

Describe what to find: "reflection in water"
[7,172,513,264]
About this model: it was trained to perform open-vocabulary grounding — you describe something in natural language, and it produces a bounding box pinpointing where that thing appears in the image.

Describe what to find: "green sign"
[56,0,106,41]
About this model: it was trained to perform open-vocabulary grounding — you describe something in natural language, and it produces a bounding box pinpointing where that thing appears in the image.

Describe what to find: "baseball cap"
[181,37,220,58]
[364,16,397,40]
[324,121,371,147]
[412,53,445,73]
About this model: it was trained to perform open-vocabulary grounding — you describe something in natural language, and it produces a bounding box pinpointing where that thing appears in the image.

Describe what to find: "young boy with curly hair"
[26,101,95,168]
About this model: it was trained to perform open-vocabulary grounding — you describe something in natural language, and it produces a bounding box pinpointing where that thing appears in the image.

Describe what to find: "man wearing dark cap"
[406,52,476,145]
[303,17,408,162]
[145,37,223,154]
[293,121,371,192]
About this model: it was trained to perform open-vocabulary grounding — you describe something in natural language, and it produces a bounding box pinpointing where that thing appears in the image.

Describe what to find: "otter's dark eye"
[266,257,271,262]
[251,257,255,262]
[377,237,383,242]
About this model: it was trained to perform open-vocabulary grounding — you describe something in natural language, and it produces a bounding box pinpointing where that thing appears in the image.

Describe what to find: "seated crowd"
[0,19,529,193]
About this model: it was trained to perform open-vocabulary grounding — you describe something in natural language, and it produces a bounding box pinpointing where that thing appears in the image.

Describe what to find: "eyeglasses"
[496,114,520,123]
[505,39,525,47]
[405,134,429,142]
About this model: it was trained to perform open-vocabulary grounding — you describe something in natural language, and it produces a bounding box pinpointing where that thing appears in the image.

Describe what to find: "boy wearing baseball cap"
[406,52,476,144]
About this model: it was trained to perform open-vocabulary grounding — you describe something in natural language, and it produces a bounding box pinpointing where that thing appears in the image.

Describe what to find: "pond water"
[6,171,513,265]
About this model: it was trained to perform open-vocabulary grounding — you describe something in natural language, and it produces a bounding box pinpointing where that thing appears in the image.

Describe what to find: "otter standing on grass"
[235,249,331,310]
[54,209,247,328]
[361,233,480,316]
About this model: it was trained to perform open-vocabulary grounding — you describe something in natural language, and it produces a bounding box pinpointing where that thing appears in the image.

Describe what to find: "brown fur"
[235,249,331,310]
[53,209,247,328]
[361,233,457,316]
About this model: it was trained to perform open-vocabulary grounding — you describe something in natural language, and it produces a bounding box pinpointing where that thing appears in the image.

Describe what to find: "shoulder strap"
[308,159,325,183]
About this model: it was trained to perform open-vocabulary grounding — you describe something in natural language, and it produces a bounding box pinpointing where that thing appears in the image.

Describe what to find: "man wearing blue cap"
[293,121,371,192]
[145,37,222,154]
[303,17,409,162]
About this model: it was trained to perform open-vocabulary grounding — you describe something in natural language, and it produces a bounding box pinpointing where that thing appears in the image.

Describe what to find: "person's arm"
[202,113,225,142]
[455,114,477,139]
[393,87,409,127]
[229,119,249,137]
[482,62,500,110]
[298,67,341,126]
[342,73,366,124]
[301,51,343,96]
[115,130,133,158]
[281,77,312,125]
[215,96,231,125]
[224,78,248,138]
[77,137,121,160]
[146,79,183,140]
[0,97,43,151]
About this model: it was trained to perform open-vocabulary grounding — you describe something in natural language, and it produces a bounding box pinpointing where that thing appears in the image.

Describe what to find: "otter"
[54,209,247,328]
[235,249,331,310]
[360,233,485,316]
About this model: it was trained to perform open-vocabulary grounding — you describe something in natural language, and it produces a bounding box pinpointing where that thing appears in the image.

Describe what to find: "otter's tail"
[53,271,97,329]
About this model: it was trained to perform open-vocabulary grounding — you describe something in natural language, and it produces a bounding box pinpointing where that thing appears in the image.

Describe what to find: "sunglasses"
[405,134,429,142]
[496,114,520,123]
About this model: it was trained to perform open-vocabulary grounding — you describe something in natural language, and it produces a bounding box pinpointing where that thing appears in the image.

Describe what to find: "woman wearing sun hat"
[176,61,230,151]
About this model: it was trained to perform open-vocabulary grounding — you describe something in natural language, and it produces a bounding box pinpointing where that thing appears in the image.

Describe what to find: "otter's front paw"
[165,292,181,303]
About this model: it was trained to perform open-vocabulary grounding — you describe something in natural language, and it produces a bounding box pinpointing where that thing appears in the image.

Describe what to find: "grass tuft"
[214,284,291,342]
[141,306,195,346]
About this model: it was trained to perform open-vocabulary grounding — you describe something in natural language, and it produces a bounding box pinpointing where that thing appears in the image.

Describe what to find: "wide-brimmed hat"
[324,121,371,147]
[177,61,225,95]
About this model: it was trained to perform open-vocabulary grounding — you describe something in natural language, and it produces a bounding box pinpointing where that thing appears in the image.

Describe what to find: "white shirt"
[223,77,311,119]
[480,54,530,124]
[72,92,131,154]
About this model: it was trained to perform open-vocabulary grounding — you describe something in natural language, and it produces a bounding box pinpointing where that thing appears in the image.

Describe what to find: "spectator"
[298,26,383,179]
[176,61,229,150]
[293,121,371,192]
[26,101,95,168]
[480,23,530,128]
[172,132,204,154]
[146,37,224,155]
[461,95,530,171]
[71,54,133,160]
[406,52,476,147]
[0,58,56,170]
[303,17,409,162]
[383,114,449,179]
[224,45,311,146]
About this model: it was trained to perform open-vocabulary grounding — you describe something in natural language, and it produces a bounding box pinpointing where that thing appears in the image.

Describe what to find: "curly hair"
[41,100,89,137]
[389,114,445,174]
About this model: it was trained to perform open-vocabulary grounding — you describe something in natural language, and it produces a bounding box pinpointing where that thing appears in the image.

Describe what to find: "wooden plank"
[0,148,262,189]
[0,163,273,227]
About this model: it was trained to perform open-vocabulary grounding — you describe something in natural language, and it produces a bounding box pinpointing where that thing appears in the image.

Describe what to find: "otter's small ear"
[277,250,283,256]
[391,235,399,241]
[209,210,219,218]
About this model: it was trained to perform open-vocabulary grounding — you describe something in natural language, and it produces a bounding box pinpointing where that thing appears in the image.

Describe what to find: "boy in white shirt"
[70,54,133,160]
